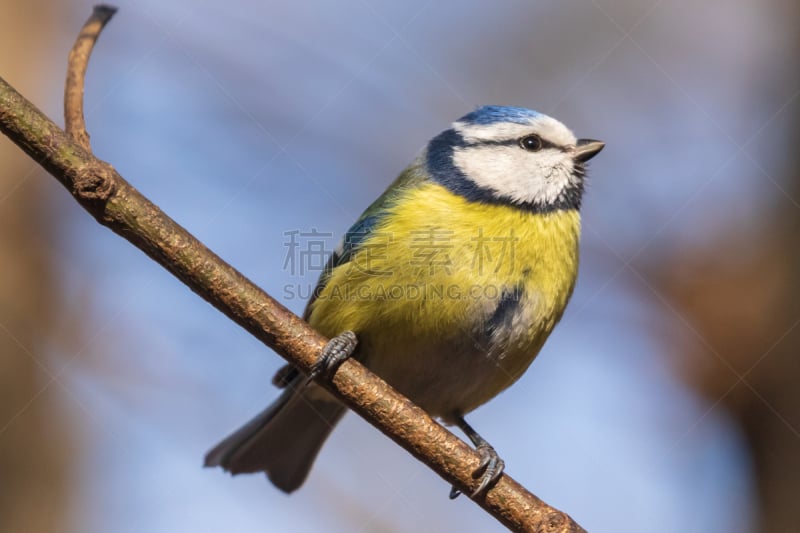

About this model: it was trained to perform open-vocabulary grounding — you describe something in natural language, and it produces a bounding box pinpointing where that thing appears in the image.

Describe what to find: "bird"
[205,105,604,498]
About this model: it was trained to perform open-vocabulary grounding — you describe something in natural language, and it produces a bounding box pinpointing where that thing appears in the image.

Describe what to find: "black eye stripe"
[466,138,568,152]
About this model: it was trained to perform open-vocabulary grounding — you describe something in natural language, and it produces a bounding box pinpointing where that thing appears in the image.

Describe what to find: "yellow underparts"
[308,182,581,415]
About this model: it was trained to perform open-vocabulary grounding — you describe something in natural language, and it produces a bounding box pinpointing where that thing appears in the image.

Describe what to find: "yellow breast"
[307,182,581,415]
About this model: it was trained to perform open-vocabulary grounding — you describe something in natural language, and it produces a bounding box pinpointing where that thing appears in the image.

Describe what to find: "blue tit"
[205,105,604,497]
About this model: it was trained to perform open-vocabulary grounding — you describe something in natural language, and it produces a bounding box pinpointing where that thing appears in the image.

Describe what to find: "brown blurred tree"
[644,7,800,529]
[0,2,74,532]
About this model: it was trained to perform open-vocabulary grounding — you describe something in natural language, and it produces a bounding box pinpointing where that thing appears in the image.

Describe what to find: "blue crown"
[457,105,542,126]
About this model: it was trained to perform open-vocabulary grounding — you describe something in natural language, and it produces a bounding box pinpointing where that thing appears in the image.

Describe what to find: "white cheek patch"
[452,145,577,206]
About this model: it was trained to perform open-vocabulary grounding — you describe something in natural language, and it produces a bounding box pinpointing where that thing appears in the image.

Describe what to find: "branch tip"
[64,4,118,152]
[93,5,118,22]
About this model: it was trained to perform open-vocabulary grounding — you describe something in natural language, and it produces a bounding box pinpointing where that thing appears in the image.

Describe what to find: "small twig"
[64,4,117,151]
[0,6,586,533]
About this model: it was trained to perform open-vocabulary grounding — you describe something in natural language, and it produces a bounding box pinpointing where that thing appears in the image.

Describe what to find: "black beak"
[573,139,605,162]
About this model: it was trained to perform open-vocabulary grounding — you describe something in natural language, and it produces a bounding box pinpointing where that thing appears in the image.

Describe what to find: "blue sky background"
[10,0,799,531]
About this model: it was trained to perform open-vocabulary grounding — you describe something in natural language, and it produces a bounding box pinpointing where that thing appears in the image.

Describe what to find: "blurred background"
[1,0,798,531]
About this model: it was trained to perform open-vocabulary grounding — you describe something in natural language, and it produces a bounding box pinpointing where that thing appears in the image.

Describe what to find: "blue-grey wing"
[273,161,427,385]
[301,213,383,321]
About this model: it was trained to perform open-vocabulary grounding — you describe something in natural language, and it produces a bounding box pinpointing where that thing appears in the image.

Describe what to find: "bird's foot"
[449,416,505,499]
[309,331,358,381]
[470,442,505,497]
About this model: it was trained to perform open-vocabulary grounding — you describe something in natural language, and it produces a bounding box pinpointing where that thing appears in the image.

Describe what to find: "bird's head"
[425,105,604,212]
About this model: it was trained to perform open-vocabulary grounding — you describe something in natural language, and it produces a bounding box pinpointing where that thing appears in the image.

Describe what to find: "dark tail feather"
[204,382,346,493]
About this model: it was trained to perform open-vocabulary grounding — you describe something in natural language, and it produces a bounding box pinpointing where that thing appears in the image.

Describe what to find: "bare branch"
[0,7,586,533]
[64,4,116,151]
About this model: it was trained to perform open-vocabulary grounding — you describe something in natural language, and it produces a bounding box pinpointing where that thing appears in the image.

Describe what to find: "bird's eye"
[519,134,543,152]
